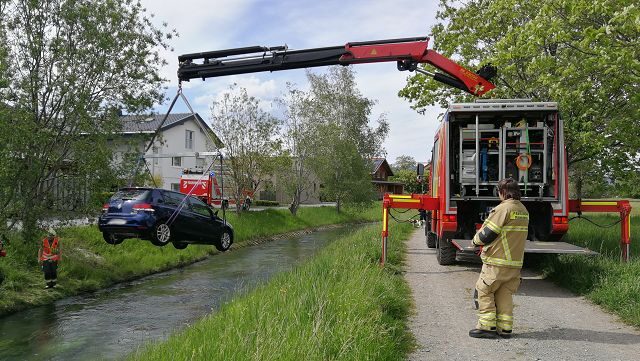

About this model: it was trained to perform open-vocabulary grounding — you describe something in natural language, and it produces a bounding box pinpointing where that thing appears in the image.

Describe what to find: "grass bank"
[539,203,640,326]
[0,204,380,316]
[130,222,414,361]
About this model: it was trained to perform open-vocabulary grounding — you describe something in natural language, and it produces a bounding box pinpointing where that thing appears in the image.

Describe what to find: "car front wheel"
[150,223,172,247]
[172,242,188,250]
[214,230,232,252]
[103,233,124,245]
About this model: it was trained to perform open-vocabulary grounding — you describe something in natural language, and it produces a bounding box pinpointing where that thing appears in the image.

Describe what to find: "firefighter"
[469,178,529,339]
[38,228,61,289]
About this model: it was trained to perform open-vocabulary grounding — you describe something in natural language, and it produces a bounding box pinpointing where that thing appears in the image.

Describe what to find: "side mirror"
[416,163,424,176]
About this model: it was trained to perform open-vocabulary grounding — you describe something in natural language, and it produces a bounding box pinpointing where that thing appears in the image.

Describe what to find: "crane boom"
[177,36,496,96]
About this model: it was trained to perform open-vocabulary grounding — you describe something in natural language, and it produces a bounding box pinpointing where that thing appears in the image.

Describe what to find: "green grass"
[129,222,414,361]
[540,211,640,326]
[0,204,380,316]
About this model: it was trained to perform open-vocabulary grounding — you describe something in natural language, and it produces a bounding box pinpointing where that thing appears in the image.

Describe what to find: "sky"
[140,0,444,164]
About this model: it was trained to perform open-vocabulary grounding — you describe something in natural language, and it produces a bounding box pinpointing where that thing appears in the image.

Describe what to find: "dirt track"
[404,229,640,361]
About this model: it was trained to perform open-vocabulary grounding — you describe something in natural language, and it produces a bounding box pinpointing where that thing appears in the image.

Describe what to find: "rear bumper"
[98,214,155,238]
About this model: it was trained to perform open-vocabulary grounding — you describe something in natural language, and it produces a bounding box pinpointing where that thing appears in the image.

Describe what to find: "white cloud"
[191,75,279,111]
[141,0,454,161]
[140,0,256,83]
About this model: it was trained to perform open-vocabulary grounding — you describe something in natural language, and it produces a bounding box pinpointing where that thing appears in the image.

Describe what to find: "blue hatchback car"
[98,187,233,251]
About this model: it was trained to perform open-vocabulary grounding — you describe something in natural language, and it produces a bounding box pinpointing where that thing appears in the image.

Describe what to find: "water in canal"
[0,226,357,361]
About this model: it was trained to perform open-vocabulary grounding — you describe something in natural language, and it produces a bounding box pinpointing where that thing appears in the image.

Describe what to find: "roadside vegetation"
[540,202,640,326]
[130,222,414,361]
[0,204,379,316]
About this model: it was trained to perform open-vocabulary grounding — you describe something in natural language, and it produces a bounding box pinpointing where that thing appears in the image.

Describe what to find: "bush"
[254,200,279,207]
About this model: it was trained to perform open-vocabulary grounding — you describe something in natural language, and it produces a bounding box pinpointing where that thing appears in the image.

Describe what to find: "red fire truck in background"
[180,168,253,209]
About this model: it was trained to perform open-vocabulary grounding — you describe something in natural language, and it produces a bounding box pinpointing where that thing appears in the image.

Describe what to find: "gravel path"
[404,229,640,361]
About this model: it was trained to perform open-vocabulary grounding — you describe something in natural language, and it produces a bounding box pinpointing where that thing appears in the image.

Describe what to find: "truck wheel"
[437,237,456,265]
[426,231,437,248]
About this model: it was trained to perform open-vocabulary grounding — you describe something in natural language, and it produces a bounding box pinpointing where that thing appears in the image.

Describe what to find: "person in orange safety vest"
[38,228,61,289]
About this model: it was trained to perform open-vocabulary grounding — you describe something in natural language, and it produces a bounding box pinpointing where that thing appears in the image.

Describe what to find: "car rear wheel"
[150,223,172,247]
[172,242,188,250]
[214,230,232,252]
[103,233,124,245]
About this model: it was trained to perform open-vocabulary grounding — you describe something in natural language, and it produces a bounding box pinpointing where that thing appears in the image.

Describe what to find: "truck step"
[450,239,598,255]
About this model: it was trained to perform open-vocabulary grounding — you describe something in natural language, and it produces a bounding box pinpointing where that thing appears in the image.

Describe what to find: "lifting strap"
[127,83,227,227]
[127,88,182,187]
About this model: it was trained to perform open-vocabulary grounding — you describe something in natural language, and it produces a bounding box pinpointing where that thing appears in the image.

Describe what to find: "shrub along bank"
[130,222,415,361]
[540,207,640,327]
[0,204,380,316]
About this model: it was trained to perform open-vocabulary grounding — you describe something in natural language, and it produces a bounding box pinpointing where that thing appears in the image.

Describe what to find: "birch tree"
[306,67,389,212]
[210,84,281,214]
[276,84,317,215]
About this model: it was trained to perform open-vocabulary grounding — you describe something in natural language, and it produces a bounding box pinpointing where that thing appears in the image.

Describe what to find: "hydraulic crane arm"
[178,36,496,96]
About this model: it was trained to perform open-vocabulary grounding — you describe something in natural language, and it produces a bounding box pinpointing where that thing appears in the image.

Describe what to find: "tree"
[305,67,389,212]
[390,169,423,194]
[210,84,282,214]
[399,0,640,197]
[393,155,418,172]
[0,0,175,244]
[276,84,316,215]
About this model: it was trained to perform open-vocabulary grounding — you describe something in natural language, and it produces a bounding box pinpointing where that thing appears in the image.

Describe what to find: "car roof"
[118,187,155,191]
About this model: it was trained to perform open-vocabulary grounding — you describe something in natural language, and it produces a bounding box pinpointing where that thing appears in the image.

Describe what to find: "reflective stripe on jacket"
[472,199,529,268]
[40,237,60,262]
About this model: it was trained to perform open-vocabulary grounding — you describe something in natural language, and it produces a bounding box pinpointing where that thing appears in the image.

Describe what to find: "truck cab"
[427,99,571,264]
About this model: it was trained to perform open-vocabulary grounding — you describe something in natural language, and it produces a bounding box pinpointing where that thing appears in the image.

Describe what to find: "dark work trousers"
[42,260,58,287]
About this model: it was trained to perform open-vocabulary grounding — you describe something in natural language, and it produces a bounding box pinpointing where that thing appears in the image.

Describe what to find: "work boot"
[469,328,497,339]
[498,330,512,339]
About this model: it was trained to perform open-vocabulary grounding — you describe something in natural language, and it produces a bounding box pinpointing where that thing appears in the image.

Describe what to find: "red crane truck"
[175,36,632,265]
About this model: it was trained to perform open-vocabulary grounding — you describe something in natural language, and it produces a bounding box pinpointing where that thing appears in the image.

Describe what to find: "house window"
[171,183,180,192]
[172,157,182,167]
[185,130,194,150]
[152,146,159,165]
[196,157,205,168]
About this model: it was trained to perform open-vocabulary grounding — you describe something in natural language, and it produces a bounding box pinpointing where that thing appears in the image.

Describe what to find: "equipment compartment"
[450,109,557,200]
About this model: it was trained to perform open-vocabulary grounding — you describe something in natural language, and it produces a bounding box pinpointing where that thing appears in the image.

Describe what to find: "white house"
[113,113,322,205]
[115,113,222,191]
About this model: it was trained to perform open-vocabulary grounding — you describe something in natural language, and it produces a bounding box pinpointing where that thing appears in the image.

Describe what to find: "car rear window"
[111,189,150,201]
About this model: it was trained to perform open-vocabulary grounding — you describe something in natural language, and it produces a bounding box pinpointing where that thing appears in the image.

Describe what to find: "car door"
[185,196,221,243]
[161,191,192,240]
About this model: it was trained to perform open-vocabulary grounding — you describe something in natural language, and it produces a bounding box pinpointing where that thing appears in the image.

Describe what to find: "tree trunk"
[20,196,41,267]
[575,173,583,199]
[234,187,243,215]
[289,188,301,216]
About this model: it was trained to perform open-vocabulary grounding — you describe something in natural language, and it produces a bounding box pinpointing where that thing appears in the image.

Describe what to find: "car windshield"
[111,189,150,201]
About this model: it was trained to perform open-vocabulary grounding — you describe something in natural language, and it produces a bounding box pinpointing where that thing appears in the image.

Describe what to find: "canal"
[0,226,356,360]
